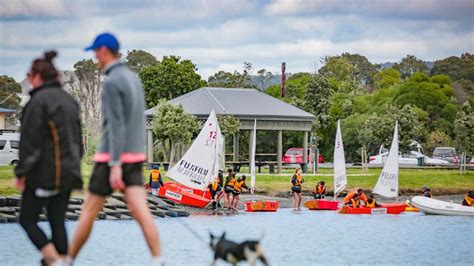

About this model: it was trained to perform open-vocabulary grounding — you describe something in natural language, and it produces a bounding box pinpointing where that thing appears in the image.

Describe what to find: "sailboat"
[244,120,279,212]
[305,120,345,211]
[339,122,406,214]
[158,110,223,208]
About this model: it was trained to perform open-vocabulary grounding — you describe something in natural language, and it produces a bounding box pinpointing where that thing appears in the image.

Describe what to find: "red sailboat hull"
[157,182,211,208]
[245,201,279,212]
[339,203,406,215]
[304,199,340,210]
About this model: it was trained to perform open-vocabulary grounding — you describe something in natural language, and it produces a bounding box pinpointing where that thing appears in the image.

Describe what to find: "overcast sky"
[1,0,473,82]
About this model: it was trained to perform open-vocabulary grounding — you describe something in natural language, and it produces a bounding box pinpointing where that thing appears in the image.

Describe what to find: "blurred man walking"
[68,33,163,265]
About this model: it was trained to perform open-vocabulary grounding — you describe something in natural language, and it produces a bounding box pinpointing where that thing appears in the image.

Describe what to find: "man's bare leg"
[68,193,106,258]
[124,186,161,257]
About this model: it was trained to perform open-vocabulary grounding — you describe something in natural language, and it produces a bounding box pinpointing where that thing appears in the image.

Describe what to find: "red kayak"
[304,199,340,210]
[339,203,406,215]
[245,201,279,212]
[158,182,211,208]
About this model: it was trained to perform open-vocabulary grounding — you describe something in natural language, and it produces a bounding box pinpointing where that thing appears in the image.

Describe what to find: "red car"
[282,148,324,164]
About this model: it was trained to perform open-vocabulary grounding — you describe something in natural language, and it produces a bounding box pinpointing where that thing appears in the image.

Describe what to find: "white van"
[0,133,20,166]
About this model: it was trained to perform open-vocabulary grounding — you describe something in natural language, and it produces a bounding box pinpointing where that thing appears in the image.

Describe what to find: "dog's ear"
[221,232,226,239]
[209,231,214,239]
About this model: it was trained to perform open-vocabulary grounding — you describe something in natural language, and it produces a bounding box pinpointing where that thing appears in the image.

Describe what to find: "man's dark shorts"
[88,163,143,197]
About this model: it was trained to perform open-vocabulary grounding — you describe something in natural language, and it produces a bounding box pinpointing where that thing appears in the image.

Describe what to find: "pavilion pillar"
[233,132,240,163]
[302,131,308,173]
[277,130,283,174]
[147,129,153,163]
[248,129,254,173]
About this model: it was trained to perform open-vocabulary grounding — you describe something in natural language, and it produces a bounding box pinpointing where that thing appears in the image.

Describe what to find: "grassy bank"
[1,165,472,196]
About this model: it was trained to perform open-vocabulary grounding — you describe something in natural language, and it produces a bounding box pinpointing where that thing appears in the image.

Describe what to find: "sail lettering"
[380,171,397,187]
[175,160,210,184]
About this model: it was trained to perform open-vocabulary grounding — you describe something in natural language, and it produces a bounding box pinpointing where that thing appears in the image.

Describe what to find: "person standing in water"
[68,33,163,265]
[291,168,304,211]
[208,176,223,210]
[149,165,164,196]
[223,169,236,209]
[231,175,249,211]
[15,51,83,266]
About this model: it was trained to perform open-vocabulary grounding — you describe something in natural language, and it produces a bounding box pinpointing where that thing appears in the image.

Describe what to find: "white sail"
[373,121,399,198]
[333,120,347,198]
[166,110,221,191]
[250,120,257,196]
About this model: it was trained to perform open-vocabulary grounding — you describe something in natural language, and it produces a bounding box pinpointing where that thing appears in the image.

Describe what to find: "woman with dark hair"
[291,168,304,211]
[15,51,83,266]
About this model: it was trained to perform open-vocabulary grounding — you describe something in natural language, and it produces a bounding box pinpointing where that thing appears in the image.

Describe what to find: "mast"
[250,119,257,201]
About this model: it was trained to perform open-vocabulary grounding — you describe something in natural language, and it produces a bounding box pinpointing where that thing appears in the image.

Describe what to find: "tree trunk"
[161,140,169,162]
[169,140,176,168]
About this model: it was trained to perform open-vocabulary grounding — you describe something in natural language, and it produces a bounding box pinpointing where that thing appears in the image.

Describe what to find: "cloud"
[0,0,473,82]
[0,0,67,17]
[265,0,474,21]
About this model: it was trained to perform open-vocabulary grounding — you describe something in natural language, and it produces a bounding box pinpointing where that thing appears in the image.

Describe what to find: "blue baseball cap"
[84,33,120,52]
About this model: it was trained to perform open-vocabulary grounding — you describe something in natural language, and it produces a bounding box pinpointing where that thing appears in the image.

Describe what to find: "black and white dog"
[209,232,269,266]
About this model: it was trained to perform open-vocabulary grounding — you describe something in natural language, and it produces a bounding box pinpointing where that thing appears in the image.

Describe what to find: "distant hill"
[379,61,434,70]
[249,73,294,91]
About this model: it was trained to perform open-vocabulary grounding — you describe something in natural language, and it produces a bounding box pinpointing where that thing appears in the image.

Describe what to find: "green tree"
[430,74,452,87]
[453,102,474,155]
[430,53,474,82]
[408,72,430,83]
[140,55,206,108]
[424,130,452,155]
[70,59,103,141]
[0,75,21,109]
[373,68,401,90]
[256,69,274,90]
[358,105,425,154]
[340,53,379,85]
[219,115,241,136]
[393,55,429,79]
[152,100,199,166]
[208,63,257,89]
[318,56,359,94]
[304,75,333,129]
[393,80,457,129]
[125,49,159,73]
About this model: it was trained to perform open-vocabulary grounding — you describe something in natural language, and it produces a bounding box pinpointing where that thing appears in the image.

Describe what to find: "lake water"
[0,209,473,265]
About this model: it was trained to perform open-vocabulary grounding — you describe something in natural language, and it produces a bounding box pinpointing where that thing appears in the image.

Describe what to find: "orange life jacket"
[292,174,303,187]
[234,180,246,192]
[151,169,160,182]
[464,195,473,206]
[313,184,326,194]
[227,177,236,188]
[211,180,219,192]
[360,193,368,204]
[351,198,360,208]
[344,192,355,204]
[366,198,377,208]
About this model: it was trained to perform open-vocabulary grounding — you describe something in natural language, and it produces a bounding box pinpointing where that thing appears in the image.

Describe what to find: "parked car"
[369,150,449,166]
[282,148,324,164]
[432,147,460,164]
[0,133,20,166]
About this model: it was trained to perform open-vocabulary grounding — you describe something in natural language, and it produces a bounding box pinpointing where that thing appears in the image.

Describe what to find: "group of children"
[208,169,250,211]
[343,188,381,208]
[289,168,381,210]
